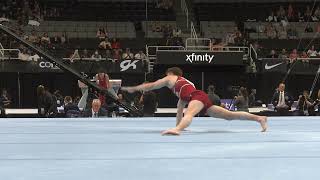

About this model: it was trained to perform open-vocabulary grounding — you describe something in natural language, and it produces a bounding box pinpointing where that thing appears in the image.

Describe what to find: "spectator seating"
[142,21,177,38]
[22,21,136,38]
[200,21,236,38]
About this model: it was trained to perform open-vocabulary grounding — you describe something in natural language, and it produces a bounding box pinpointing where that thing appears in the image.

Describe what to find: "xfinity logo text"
[39,62,60,70]
[186,53,215,63]
[120,60,139,72]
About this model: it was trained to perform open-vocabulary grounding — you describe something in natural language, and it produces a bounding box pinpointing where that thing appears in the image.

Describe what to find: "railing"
[181,0,189,29]
[0,43,4,57]
[146,45,185,58]
[0,48,21,60]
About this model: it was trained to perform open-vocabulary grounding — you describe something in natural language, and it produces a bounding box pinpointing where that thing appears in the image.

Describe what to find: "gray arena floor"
[0,117,319,180]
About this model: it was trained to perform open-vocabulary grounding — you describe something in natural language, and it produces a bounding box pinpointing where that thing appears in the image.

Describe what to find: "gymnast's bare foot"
[162,128,181,136]
[258,116,268,132]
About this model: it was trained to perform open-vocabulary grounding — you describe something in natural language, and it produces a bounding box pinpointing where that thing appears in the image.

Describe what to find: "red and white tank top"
[172,76,197,101]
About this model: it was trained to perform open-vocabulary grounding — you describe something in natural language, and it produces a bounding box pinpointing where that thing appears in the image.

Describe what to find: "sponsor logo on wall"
[120,60,139,72]
[39,61,60,70]
[185,53,215,63]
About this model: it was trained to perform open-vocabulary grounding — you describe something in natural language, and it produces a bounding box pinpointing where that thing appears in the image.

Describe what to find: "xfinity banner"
[156,50,244,66]
[0,59,146,73]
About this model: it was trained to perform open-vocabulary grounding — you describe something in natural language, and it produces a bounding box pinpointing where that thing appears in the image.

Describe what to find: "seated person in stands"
[91,50,102,59]
[134,51,147,60]
[249,89,257,108]
[234,87,249,112]
[207,85,221,106]
[289,49,299,62]
[295,90,313,116]
[307,45,318,57]
[139,91,158,117]
[99,38,111,50]
[1,89,11,108]
[271,82,294,116]
[83,99,107,118]
[41,33,50,44]
[266,50,278,58]
[64,96,80,117]
[37,85,57,117]
[122,48,134,60]
[111,38,121,49]
[96,27,107,40]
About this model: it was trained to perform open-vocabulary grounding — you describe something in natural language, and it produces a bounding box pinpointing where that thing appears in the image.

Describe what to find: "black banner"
[0,59,146,73]
[156,50,244,66]
[260,59,287,73]
[260,58,320,75]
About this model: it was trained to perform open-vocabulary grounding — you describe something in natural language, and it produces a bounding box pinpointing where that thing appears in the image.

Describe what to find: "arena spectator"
[83,99,107,118]
[279,49,288,59]
[172,27,181,37]
[265,23,277,39]
[105,49,112,59]
[95,70,111,106]
[307,45,318,57]
[301,51,309,61]
[277,5,286,20]
[304,5,312,21]
[289,49,299,62]
[249,89,256,107]
[122,48,134,60]
[278,26,287,39]
[113,49,122,60]
[298,11,305,22]
[266,49,278,58]
[37,85,57,117]
[64,96,80,117]
[163,24,172,38]
[111,38,121,49]
[152,22,162,32]
[287,4,295,21]
[91,50,102,59]
[134,50,147,60]
[98,38,111,50]
[81,49,90,58]
[60,34,66,44]
[51,34,61,44]
[207,85,221,106]
[41,32,50,44]
[287,26,298,39]
[271,82,293,116]
[295,90,313,116]
[18,49,30,61]
[314,6,320,21]
[139,91,158,117]
[29,31,39,44]
[53,90,64,107]
[0,89,11,108]
[234,87,249,112]
[96,27,107,40]
[266,11,277,22]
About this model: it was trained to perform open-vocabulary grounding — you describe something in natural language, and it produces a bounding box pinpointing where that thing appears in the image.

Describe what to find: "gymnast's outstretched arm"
[122,76,170,93]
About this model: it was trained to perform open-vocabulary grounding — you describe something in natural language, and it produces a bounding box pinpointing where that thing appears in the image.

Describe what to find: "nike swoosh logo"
[265,62,284,70]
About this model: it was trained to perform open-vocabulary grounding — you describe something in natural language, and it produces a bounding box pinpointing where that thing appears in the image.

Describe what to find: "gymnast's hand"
[161,128,181,136]
[121,87,136,93]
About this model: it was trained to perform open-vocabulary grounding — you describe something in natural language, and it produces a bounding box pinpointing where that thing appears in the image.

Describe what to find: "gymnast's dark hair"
[166,67,183,76]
